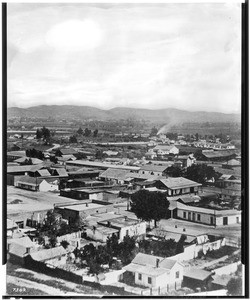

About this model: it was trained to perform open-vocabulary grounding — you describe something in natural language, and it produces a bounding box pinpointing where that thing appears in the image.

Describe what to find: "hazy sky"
[7,3,241,113]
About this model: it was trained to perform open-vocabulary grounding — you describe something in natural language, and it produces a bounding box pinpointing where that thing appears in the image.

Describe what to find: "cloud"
[7,3,241,113]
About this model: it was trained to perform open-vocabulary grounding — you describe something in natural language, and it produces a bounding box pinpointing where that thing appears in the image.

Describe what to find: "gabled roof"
[7,165,42,174]
[223,159,241,166]
[14,157,43,165]
[99,168,130,180]
[132,252,163,266]
[124,253,180,277]
[29,246,67,262]
[9,244,30,258]
[159,177,201,189]
[219,174,236,180]
[8,236,35,248]
[154,145,177,151]
[53,168,68,177]
[15,175,43,186]
[140,164,168,173]
[7,219,18,229]
[59,148,78,155]
[36,169,51,176]
[184,268,212,281]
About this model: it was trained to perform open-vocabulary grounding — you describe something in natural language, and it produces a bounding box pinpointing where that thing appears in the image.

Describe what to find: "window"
[176,271,179,279]
[183,212,186,219]
[236,217,239,223]
[126,230,129,236]
[197,214,201,221]
[148,277,152,284]
[138,273,142,280]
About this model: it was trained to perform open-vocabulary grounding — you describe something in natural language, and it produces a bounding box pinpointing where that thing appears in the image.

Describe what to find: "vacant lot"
[7,185,79,215]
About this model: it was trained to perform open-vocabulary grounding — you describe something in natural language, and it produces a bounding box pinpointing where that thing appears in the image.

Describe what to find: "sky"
[7,2,242,113]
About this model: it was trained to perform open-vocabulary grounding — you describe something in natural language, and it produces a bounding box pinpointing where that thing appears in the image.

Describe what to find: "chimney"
[26,247,31,254]
[124,216,128,221]
[107,221,111,227]
[183,228,186,232]
[156,258,160,268]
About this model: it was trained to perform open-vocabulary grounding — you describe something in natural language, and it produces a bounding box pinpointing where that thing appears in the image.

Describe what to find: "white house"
[177,201,241,226]
[153,145,179,156]
[97,217,147,241]
[123,253,183,291]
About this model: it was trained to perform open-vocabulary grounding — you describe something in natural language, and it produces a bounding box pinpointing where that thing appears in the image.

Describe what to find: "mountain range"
[7,105,241,124]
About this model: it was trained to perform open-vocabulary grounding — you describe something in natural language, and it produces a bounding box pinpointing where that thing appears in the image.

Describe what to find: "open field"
[7,185,79,215]
[6,262,110,296]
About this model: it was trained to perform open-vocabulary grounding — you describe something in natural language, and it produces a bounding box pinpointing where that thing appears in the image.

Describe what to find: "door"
[223,217,228,225]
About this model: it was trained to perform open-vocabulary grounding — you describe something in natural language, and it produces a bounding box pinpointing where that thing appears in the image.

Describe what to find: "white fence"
[214,261,241,276]
[168,238,226,262]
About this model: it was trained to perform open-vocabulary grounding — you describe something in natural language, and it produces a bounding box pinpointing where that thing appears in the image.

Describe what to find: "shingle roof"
[29,246,67,262]
[159,177,201,189]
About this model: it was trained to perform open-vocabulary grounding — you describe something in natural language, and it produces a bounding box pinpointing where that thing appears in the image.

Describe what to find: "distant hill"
[7,105,241,124]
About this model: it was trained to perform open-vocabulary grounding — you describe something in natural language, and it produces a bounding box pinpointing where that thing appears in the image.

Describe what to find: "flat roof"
[63,203,104,212]
[66,160,140,171]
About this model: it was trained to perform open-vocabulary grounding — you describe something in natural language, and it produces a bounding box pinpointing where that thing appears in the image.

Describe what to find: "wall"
[135,271,158,288]
[168,238,225,262]
[213,262,241,276]
[216,213,241,226]
[46,255,67,267]
[99,270,125,285]
[39,180,58,192]
[119,222,146,241]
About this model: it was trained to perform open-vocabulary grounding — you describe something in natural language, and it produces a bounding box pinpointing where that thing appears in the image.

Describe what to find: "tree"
[176,234,187,254]
[150,127,158,136]
[48,235,57,248]
[119,236,138,265]
[69,135,77,143]
[41,126,51,144]
[106,234,120,257]
[77,127,83,135]
[42,210,61,234]
[227,277,242,296]
[131,190,170,227]
[93,129,98,137]
[166,166,183,177]
[61,240,70,249]
[95,149,105,160]
[84,128,91,137]
[186,164,221,185]
[36,129,43,139]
